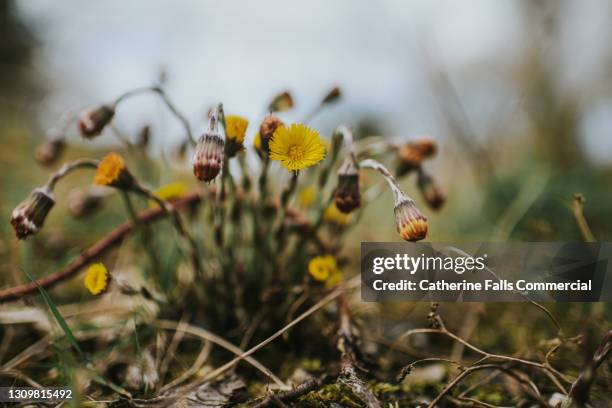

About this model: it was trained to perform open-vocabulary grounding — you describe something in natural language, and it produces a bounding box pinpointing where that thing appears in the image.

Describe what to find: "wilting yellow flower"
[94,152,133,188]
[269,124,326,172]
[225,115,249,144]
[253,132,262,151]
[84,263,109,295]
[308,255,337,282]
[323,203,352,226]
[395,197,428,241]
[298,186,316,208]
[150,182,187,207]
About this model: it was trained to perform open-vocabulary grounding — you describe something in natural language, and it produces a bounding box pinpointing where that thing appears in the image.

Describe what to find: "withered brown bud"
[10,187,55,239]
[413,139,437,158]
[68,187,105,218]
[259,115,284,150]
[333,157,360,213]
[137,125,150,148]
[35,138,66,167]
[396,139,438,177]
[322,86,342,105]
[193,111,224,182]
[268,91,294,112]
[396,144,423,176]
[78,104,115,138]
[417,170,445,211]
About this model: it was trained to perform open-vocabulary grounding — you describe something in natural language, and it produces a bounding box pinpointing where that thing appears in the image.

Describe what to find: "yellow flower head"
[299,186,316,208]
[84,263,109,295]
[94,152,133,188]
[308,255,337,282]
[150,182,187,207]
[324,203,352,226]
[253,132,262,151]
[225,115,249,144]
[269,124,326,172]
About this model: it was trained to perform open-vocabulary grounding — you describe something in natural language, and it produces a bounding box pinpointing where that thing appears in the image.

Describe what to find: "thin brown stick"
[571,194,596,242]
[0,192,202,303]
[156,319,286,388]
[190,277,360,388]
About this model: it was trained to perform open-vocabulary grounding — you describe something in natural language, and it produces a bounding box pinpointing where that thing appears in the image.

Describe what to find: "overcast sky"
[16,0,612,162]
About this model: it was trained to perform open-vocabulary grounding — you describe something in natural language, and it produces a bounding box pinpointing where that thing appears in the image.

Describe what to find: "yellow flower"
[269,124,326,172]
[324,203,352,226]
[94,152,133,188]
[326,269,343,289]
[150,182,187,207]
[308,255,337,282]
[84,263,109,295]
[253,132,262,151]
[298,186,316,208]
[225,115,249,144]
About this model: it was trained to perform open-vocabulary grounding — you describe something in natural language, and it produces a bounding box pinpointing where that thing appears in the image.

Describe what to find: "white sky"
[16,0,612,163]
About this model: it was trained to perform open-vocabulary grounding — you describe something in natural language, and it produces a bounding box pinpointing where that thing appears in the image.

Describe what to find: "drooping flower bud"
[259,115,284,152]
[10,186,55,239]
[396,143,424,176]
[267,91,294,112]
[94,152,135,190]
[394,195,428,242]
[396,139,438,177]
[417,170,445,211]
[35,138,66,167]
[333,157,360,213]
[78,104,115,138]
[193,110,224,182]
[322,86,342,105]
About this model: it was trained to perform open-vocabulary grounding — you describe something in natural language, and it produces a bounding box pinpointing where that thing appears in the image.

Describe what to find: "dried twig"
[571,194,596,242]
[248,377,325,408]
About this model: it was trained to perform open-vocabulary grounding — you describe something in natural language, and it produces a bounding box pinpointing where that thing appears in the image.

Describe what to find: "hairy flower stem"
[134,186,203,276]
[120,191,161,276]
[113,86,195,146]
[275,172,299,248]
[45,159,100,191]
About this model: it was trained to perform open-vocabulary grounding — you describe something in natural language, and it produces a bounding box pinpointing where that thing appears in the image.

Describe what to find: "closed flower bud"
[259,115,284,152]
[396,139,438,176]
[396,143,424,176]
[394,196,428,242]
[68,187,105,218]
[193,111,224,182]
[10,187,55,239]
[414,139,437,158]
[35,138,65,167]
[333,158,360,213]
[322,86,342,105]
[417,170,445,211]
[78,104,115,138]
[268,91,294,112]
[94,152,135,189]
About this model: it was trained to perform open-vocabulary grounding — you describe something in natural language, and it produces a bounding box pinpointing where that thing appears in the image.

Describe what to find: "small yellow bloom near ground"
[308,255,337,282]
[150,182,187,207]
[94,152,132,188]
[323,203,352,226]
[84,263,109,295]
[269,124,326,172]
[225,115,249,144]
[298,186,316,208]
[308,255,343,288]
